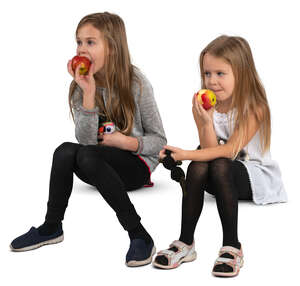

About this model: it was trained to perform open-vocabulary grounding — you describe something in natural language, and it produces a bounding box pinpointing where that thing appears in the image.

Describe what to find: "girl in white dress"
[153,35,287,277]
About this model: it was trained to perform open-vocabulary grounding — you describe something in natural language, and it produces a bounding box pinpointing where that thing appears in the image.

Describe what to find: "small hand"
[67,59,96,96]
[192,94,214,127]
[159,145,186,162]
[99,131,126,149]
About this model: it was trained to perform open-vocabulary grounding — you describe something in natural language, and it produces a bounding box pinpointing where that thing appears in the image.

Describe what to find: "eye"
[204,71,211,77]
[217,72,224,76]
[87,40,95,45]
[76,40,82,46]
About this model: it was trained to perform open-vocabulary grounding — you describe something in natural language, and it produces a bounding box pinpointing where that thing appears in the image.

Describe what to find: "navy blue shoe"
[126,239,156,267]
[10,226,64,252]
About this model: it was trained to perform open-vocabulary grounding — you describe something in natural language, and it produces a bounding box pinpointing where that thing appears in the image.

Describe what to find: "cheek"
[204,78,209,87]
[223,79,234,92]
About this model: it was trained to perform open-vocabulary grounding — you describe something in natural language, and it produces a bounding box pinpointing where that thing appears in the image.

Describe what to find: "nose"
[77,44,87,56]
[208,74,217,86]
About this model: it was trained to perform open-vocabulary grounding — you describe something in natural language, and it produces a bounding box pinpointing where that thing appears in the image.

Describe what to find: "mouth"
[212,89,223,93]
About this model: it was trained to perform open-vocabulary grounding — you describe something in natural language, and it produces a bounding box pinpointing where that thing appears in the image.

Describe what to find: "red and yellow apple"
[71,56,91,75]
[195,89,217,110]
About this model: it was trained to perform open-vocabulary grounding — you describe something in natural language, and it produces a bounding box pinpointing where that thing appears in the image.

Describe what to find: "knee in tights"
[53,142,81,163]
[209,158,232,177]
[186,161,209,190]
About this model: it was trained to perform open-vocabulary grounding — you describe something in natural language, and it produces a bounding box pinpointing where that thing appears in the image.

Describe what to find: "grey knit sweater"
[71,68,167,173]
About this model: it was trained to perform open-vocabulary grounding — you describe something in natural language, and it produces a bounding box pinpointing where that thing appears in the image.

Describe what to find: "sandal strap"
[216,257,234,263]
[170,240,193,251]
[219,246,242,256]
[220,246,241,255]
[157,249,175,257]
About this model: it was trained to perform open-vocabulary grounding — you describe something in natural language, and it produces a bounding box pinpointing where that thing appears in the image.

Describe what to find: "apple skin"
[195,89,217,110]
[71,56,91,75]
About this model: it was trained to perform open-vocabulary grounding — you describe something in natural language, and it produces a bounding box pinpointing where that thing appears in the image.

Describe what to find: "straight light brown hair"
[69,12,137,135]
[199,35,271,157]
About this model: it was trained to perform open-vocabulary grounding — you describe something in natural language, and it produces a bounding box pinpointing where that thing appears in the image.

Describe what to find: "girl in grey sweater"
[10,12,166,267]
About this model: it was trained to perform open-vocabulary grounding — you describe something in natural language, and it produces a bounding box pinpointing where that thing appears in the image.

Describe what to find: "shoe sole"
[126,246,156,267]
[152,251,197,269]
[10,234,64,252]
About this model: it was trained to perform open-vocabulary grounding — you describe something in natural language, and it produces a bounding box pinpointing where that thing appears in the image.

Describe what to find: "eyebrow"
[204,69,227,73]
[76,37,97,40]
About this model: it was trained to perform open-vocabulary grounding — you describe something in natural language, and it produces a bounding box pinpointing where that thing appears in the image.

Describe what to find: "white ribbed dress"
[213,109,287,205]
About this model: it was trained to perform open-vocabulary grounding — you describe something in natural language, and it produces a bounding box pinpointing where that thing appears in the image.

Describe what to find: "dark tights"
[39,142,152,243]
[180,158,252,247]
[156,158,252,269]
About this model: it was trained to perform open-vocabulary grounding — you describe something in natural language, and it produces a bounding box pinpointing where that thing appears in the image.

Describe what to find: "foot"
[153,240,197,269]
[10,226,64,252]
[126,239,156,267]
[212,245,244,277]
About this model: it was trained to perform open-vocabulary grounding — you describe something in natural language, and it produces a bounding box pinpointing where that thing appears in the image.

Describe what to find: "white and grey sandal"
[212,246,244,277]
[153,240,197,269]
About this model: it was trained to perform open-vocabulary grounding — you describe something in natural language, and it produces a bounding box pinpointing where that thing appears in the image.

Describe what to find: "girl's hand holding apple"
[67,57,95,98]
[192,93,214,127]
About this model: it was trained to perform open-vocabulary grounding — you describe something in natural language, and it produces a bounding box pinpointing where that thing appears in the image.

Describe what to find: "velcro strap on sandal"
[158,249,175,257]
[219,246,242,256]
[170,240,192,251]
[216,257,233,263]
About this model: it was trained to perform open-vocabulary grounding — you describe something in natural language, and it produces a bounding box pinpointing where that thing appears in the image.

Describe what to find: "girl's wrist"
[182,149,191,161]
[122,135,139,152]
[82,93,96,110]
[203,122,215,132]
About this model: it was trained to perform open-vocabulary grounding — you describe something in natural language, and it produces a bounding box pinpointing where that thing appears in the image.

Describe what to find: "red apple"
[71,56,91,75]
[195,89,217,110]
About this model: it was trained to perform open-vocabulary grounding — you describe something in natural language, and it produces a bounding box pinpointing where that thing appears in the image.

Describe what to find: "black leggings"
[179,158,252,247]
[45,142,150,231]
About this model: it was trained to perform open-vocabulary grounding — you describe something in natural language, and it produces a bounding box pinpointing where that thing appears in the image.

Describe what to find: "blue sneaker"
[126,239,156,267]
[10,226,64,252]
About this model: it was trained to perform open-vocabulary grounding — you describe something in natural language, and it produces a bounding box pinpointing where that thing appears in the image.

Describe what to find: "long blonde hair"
[69,12,137,135]
[199,35,271,156]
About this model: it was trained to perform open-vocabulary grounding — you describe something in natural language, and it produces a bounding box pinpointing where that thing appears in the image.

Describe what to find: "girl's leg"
[39,142,85,234]
[179,161,209,245]
[207,158,252,248]
[207,158,252,273]
[155,161,209,266]
[75,145,152,242]
[10,142,84,250]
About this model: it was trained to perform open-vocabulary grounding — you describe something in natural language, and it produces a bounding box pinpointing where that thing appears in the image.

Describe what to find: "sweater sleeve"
[72,87,99,145]
[132,74,167,156]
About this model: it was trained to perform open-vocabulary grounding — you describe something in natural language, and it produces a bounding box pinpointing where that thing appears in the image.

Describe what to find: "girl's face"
[203,53,235,102]
[76,24,107,74]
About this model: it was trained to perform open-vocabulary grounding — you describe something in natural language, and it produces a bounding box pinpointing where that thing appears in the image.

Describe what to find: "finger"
[207,106,215,116]
[74,63,80,80]
[67,60,75,77]
[192,93,197,107]
[159,149,166,159]
[192,93,198,105]
[196,98,208,115]
[197,100,205,112]
[163,145,177,153]
[87,62,95,78]
[194,99,203,116]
